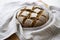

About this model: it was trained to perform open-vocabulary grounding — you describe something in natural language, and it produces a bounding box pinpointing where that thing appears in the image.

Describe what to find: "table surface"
[5,33,19,40]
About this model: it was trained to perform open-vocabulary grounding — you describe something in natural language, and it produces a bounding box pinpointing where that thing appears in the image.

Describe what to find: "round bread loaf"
[17,5,49,28]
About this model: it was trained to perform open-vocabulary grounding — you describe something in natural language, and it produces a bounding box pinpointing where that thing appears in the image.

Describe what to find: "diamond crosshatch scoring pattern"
[17,5,49,28]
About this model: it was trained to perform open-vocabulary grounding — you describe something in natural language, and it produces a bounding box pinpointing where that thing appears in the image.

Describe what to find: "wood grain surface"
[5,33,19,40]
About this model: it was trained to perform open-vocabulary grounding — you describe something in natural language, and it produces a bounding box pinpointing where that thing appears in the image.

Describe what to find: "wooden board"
[5,33,19,40]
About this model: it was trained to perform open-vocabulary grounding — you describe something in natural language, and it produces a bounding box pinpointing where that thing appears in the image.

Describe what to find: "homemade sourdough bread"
[17,5,49,28]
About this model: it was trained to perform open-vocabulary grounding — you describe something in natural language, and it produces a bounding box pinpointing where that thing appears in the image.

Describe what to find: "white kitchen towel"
[0,2,23,40]
[49,6,60,40]
[0,1,60,40]
[50,6,60,28]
